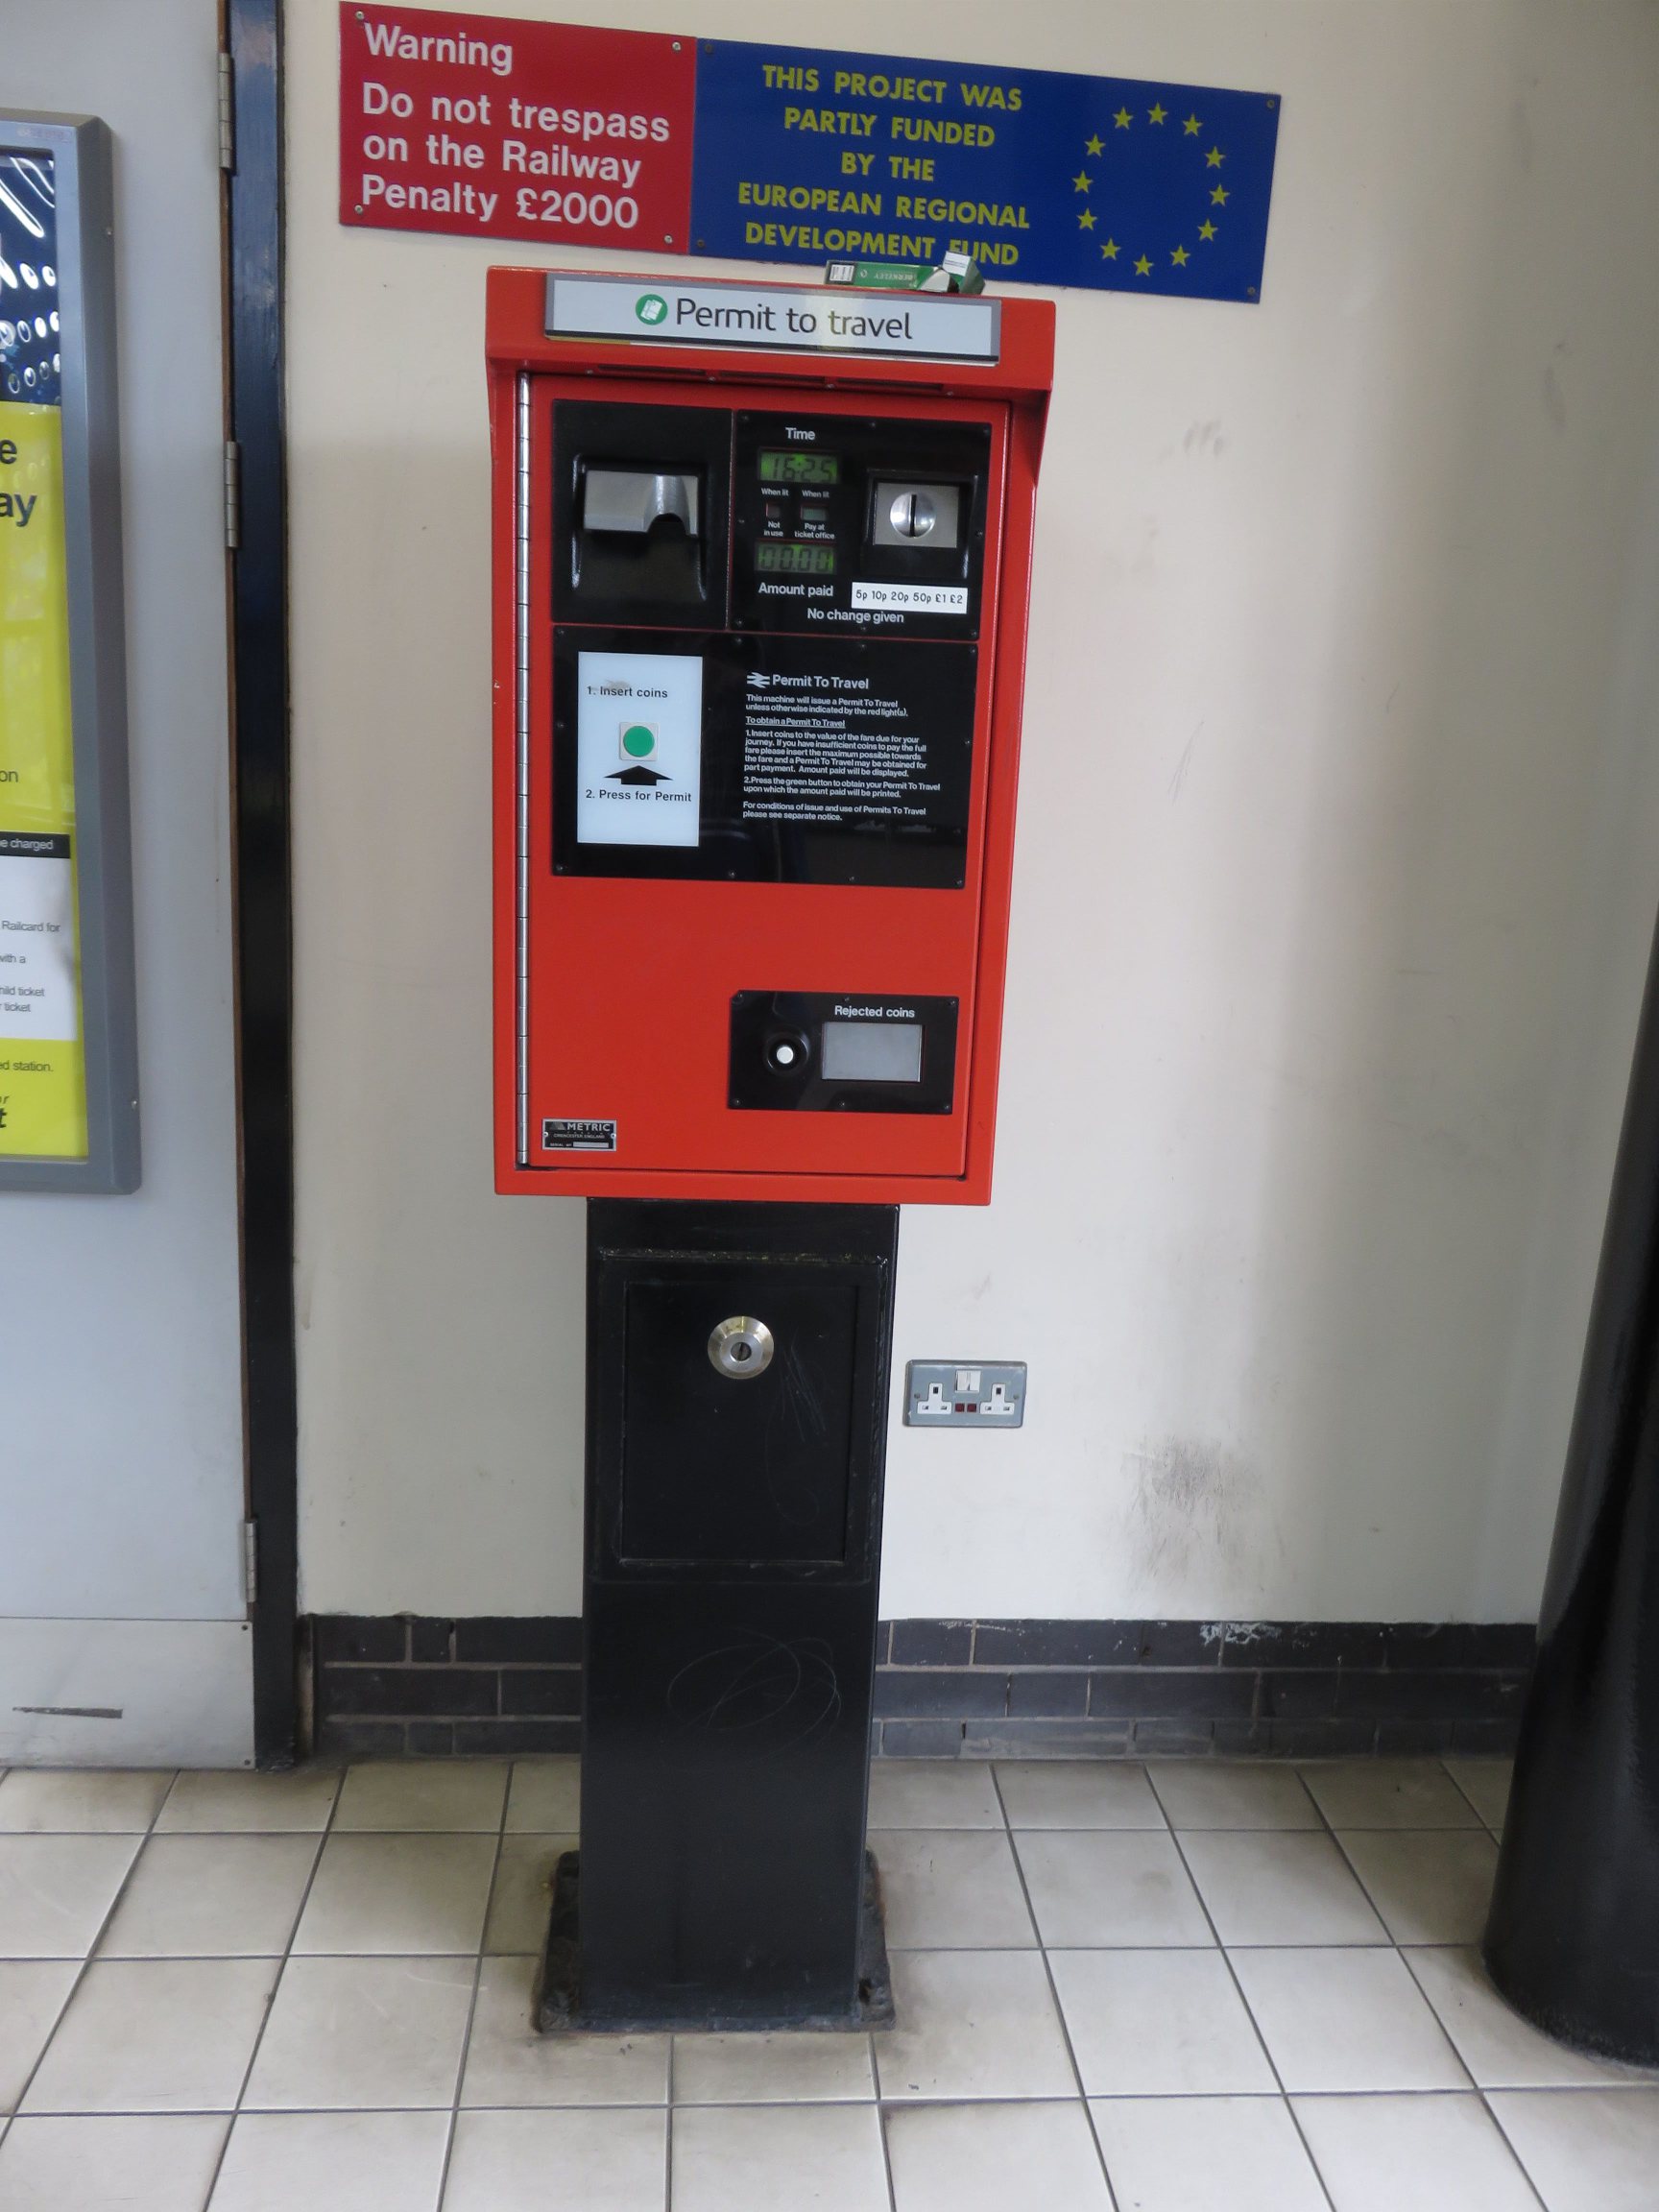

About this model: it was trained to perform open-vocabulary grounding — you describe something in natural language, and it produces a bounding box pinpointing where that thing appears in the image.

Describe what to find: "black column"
[542,1200,898,2033]
[1484,906,1659,2063]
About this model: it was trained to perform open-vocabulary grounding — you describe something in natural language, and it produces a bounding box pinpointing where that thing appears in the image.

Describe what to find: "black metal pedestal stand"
[1484,909,1659,2064]
[540,1200,898,2033]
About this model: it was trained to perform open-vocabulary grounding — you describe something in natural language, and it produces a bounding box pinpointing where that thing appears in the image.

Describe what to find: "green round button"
[622,725,656,758]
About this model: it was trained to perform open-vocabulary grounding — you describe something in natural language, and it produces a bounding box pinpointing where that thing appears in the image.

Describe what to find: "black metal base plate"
[536,1847,895,2035]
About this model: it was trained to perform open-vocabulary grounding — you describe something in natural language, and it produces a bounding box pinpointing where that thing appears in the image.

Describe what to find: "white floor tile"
[0,2113,228,2212]
[875,1949,1075,2103]
[1148,1763,1320,1831]
[1231,1945,1467,2091]
[1180,1831,1386,1946]
[21,1957,277,2113]
[1293,2091,1538,2211]
[208,2109,449,2211]
[242,1954,474,2108]
[1050,1946,1276,2096]
[867,1760,1003,1830]
[292,1833,496,1954]
[460,1955,668,2107]
[672,2100,888,2212]
[875,1829,1035,1948]
[0,1770,172,1835]
[672,2028,874,2104]
[1091,2095,1328,2212]
[484,1834,573,1955]
[504,1760,580,1835]
[1443,1758,1513,1831]
[1406,1947,1659,2089]
[1015,1830,1213,1947]
[1490,2087,1659,2211]
[445,2108,666,2212]
[332,1760,507,1832]
[995,1762,1166,1830]
[0,1962,78,2110]
[157,1767,341,1834]
[887,2098,1111,2211]
[0,1835,139,1957]
[1336,1827,1498,1944]
[1300,1759,1483,1830]
[99,1835,319,1958]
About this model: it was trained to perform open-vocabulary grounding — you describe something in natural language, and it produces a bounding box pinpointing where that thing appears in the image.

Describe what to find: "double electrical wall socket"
[903,1361,1026,1428]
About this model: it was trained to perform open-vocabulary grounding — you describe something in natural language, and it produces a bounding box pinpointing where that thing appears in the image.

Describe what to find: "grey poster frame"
[0,111,137,1193]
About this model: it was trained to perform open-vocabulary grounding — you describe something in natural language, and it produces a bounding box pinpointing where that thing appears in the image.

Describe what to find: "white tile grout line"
[869,2024,898,2212]
[1160,1819,1341,2212]
[985,1762,1121,2212]
[2,1768,180,2135]
[197,1763,348,2205]
[1439,1752,1510,1841]
[6,2085,1657,2118]
[1286,1779,1485,2101]
[663,2002,675,2212]
[1300,1759,1550,2212]
[432,1767,511,2211]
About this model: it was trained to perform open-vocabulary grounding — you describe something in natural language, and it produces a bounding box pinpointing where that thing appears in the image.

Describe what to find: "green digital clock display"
[758,449,841,485]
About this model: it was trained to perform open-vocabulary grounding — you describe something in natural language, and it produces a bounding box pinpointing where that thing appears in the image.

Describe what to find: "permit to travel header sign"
[339,6,1282,304]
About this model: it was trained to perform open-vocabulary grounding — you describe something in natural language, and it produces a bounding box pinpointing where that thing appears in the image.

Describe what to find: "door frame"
[226,0,299,1765]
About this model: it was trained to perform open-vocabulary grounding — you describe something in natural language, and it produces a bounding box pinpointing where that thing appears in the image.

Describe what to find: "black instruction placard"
[739,646,970,839]
[554,630,978,889]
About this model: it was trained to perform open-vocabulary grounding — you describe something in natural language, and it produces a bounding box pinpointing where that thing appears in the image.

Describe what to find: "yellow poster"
[0,376,87,1163]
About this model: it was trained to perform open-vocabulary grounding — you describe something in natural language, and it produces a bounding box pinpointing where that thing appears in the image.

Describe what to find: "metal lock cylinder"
[708,1315,775,1380]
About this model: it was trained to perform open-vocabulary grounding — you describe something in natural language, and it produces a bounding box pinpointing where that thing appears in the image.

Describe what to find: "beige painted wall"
[286,0,1659,1620]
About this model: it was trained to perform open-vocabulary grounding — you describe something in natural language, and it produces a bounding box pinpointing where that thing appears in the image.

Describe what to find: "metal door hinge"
[241,1518,259,1605]
[218,52,235,172]
[224,440,241,550]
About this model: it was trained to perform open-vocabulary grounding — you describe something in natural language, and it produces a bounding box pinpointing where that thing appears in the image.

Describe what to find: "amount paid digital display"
[755,541,834,574]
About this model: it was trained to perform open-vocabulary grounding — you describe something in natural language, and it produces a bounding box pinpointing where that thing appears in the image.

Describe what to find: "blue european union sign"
[689,42,1280,304]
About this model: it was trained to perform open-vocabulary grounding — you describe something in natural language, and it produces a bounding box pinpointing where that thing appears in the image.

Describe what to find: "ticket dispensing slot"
[556,399,732,628]
[583,469,700,538]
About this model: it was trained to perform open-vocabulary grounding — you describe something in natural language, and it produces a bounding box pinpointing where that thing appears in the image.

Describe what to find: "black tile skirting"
[307,1616,1534,1761]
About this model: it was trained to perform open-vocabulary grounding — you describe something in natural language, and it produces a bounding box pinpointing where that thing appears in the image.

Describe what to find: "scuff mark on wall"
[1124,1435,1272,1586]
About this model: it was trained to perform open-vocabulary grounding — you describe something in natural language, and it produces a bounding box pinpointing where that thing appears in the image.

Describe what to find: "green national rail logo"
[635,292,669,325]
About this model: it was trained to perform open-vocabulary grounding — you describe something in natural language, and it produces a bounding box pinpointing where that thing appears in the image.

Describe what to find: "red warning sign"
[338,4,696,252]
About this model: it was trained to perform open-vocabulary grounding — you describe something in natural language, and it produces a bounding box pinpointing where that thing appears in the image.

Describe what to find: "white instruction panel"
[575,650,704,848]
[0,845,81,1042]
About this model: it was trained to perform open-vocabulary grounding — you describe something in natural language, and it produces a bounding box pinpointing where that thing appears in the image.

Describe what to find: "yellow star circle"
[1114,107,1132,129]
[1101,238,1119,259]
[1183,114,1201,135]
[1134,253,1152,276]
[1211,184,1229,204]
[1072,170,1091,192]
[1078,207,1095,229]
[1170,245,1190,267]
[1147,103,1167,125]
[1206,146,1225,168]
[1198,219,1217,241]
[1084,133,1104,156]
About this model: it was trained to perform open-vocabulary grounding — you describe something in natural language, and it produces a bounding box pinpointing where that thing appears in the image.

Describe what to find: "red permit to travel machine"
[487,269,1052,2036]
[489,268,1052,1206]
